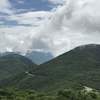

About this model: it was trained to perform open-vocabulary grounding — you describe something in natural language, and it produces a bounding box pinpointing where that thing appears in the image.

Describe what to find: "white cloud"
[29,0,100,56]
[48,0,66,4]
[0,0,10,9]
[1,0,100,56]
[17,0,25,4]
[0,10,53,54]
[0,0,12,14]
[0,26,33,54]
[8,11,52,26]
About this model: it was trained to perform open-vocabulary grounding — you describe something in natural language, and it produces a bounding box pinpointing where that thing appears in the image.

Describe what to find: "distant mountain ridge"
[0,52,16,57]
[0,51,54,65]
[0,53,36,82]
[1,44,100,92]
[26,51,53,65]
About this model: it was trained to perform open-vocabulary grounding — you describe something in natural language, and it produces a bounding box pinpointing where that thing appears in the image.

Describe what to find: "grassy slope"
[0,54,37,82]
[1,44,100,93]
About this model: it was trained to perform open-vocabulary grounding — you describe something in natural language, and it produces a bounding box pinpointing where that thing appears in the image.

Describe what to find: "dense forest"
[0,86,100,100]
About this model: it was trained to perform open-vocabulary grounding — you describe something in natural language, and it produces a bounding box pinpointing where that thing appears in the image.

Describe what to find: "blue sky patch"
[9,0,54,13]
[0,0,55,27]
[0,18,32,27]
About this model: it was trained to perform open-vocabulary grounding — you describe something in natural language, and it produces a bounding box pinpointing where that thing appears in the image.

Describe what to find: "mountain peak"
[76,44,100,50]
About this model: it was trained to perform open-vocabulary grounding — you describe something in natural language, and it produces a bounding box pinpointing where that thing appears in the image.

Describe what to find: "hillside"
[1,44,100,93]
[0,54,36,82]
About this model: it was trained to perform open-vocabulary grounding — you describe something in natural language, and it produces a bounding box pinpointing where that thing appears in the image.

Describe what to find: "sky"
[0,0,100,56]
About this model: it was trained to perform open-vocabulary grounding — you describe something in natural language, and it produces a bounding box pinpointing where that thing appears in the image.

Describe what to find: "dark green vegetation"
[0,44,100,100]
[2,44,100,92]
[0,87,100,100]
[0,54,36,82]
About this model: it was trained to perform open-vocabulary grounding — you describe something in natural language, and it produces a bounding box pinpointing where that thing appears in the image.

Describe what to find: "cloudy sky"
[0,0,100,56]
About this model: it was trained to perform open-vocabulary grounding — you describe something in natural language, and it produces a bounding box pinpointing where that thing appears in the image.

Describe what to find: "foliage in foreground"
[0,87,100,100]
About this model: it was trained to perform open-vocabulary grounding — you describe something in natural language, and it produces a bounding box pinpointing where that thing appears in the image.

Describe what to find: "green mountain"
[0,54,36,82]
[1,44,100,93]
